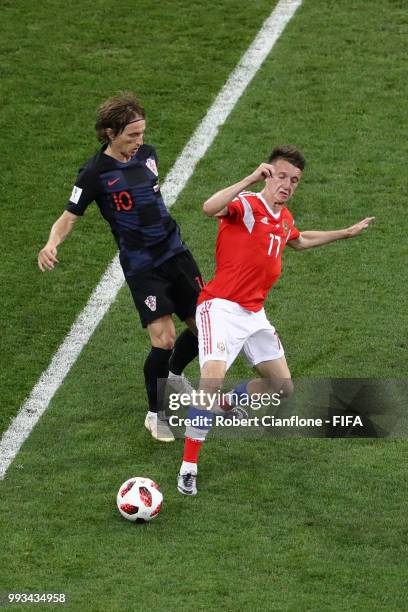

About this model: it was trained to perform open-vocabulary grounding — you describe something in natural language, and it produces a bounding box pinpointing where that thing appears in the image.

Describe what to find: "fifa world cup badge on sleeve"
[69,185,82,204]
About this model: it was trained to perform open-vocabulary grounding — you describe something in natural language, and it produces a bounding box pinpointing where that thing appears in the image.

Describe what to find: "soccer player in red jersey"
[177,144,375,495]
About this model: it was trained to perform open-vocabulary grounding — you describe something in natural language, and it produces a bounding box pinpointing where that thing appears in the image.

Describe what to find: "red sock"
[183,437,202,463]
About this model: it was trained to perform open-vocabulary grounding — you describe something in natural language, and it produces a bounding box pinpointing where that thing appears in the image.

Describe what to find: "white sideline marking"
[0,0,303,480]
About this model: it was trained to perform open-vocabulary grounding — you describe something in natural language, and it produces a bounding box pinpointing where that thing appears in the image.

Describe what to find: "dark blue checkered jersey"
[65,144,187,277]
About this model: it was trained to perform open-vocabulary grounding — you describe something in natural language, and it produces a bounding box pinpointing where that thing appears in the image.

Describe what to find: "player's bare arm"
[202,163,275,217]
[38,211,78,271]
[288,217,375,250]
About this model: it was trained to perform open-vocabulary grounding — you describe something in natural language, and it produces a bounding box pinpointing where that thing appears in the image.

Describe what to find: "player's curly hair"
[95,92,145,143]
[268,145,306,171]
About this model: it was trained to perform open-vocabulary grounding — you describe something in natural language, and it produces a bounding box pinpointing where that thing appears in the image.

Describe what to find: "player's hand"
[38,245,59,271]
[249,163,275,184]
[345,217,375,238]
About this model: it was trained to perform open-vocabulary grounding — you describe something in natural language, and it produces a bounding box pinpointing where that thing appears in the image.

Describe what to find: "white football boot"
[177,471,198,496]
[144,412,175,442]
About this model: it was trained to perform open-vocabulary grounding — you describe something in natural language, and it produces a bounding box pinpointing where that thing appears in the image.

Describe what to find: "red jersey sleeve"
[288,225,300,241]
[284,209,300,241]
[226,197,245,220]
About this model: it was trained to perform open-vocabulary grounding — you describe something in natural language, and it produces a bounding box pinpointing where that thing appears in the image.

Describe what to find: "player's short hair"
[95,92,145,143]
[268,145,306,171]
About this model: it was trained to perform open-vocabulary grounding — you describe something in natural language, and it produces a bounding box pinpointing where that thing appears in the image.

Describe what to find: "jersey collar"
[257,192,282,219]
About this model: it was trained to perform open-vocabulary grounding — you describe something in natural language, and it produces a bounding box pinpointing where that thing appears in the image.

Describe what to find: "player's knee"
[149,325,176,350]
[201,360,226,380]
[157,333,176,350]
[280,379,294,398]
[150,330,176,350]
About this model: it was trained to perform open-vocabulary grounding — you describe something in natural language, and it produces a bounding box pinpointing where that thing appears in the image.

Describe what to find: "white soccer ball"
[117,477,163,522]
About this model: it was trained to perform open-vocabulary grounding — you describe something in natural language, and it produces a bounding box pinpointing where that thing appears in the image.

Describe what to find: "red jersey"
[198,191,300,312]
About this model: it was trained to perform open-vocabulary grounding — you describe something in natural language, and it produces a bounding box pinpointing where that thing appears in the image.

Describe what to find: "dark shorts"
[126,250,204,327]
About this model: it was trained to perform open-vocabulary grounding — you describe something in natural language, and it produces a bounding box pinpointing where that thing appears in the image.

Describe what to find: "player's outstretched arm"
[38,211,78,271]
[345,217,376,237]
[202,163,275,217]
[288,217,375,250]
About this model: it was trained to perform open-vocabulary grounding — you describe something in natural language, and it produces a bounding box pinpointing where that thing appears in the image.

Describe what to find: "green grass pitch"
[0,0,407,610]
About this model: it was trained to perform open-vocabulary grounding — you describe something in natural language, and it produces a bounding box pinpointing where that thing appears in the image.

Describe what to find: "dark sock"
[144,347,172,413]
[169,329,198,375]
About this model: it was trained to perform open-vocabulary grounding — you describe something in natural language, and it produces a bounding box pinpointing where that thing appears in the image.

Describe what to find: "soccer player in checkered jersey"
[38,92,203,442]
[177,144,375,495]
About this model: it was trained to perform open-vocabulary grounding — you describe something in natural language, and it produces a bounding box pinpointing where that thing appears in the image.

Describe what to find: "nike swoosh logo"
[108,178,120,187]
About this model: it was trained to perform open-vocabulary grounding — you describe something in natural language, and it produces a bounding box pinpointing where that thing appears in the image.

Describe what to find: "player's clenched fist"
[249,163,275,184]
